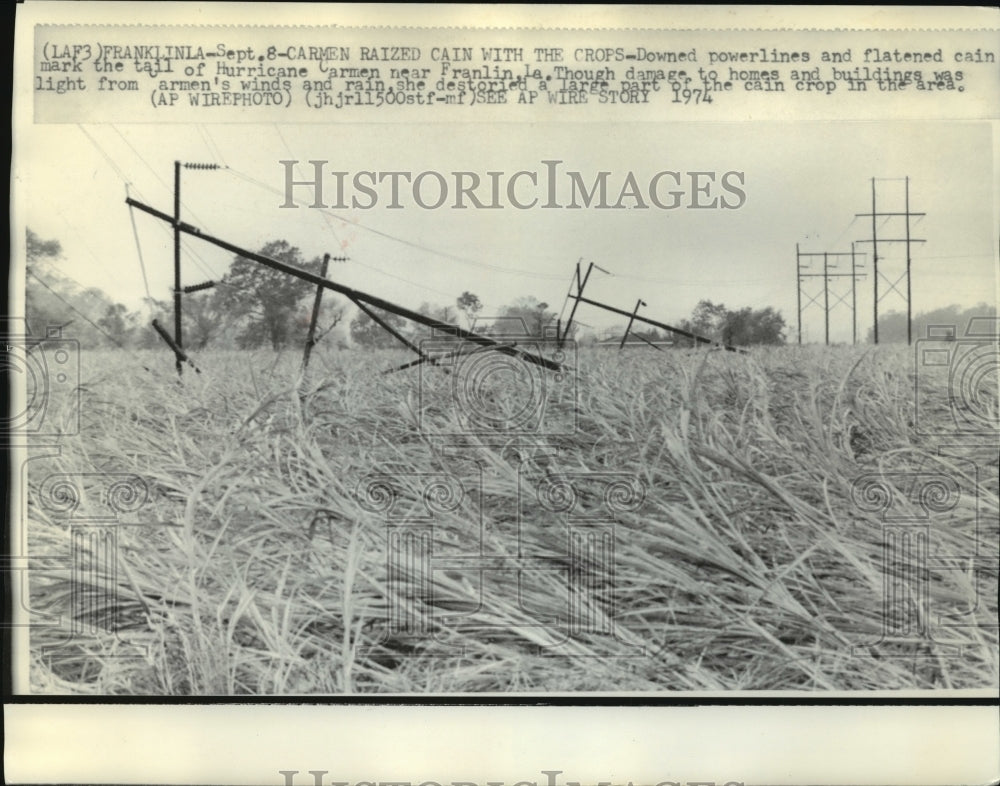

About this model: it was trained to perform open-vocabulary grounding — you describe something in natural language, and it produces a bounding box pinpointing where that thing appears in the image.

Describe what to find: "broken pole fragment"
[634,330,665,352]
[152,319,201,374]
[384,342,516,375]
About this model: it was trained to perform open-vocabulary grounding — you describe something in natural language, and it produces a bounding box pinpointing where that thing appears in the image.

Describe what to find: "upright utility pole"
[905,176,913,345]
[796,243,803,345]
[173,160,182,376]
[870,178,878,345]
[823,252,830,346]
[851,243,858,345]
[855,177,925,344]
[797,247,867,346]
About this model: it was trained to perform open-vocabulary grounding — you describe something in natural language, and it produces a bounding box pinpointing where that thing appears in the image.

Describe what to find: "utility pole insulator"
[183,280,216,294]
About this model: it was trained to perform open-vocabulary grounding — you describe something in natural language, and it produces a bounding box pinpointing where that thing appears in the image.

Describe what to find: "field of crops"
[24,343,999,694]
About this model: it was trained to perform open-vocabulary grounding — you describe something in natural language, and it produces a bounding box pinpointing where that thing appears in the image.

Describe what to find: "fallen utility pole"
[569,293,745,353]
[127,196,561,373]
[383,342,518,375]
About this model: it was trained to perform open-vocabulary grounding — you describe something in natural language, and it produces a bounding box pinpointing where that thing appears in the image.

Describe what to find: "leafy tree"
[456,291,482,327]
[26,229,62,272]
[676,299,786,347]
[497,296,557,337]
[24,229,127,347]
[721,306,786,346]
[418,302,457,324]
[350,307,410,348]
[25,229,67,336]
[182,288,230,350]
[686,300,728,340]
[96,303,135,345]
[410,302,459,340]
[215,240,323,350]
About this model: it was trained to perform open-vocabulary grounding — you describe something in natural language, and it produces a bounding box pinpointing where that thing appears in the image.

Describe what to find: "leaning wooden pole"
[560,261,592,349]
[619,299,644,350]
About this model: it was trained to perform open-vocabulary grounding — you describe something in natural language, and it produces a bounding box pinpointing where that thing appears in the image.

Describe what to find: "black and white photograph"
[5,3,999,784]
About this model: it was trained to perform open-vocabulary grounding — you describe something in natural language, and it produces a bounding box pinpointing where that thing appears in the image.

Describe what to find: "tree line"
[27,230,798,351]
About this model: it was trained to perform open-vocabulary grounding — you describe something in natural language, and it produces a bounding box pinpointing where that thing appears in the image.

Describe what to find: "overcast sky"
[18,120,997,343]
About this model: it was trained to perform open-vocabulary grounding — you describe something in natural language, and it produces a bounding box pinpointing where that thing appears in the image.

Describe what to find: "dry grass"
[24,343,999,694]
